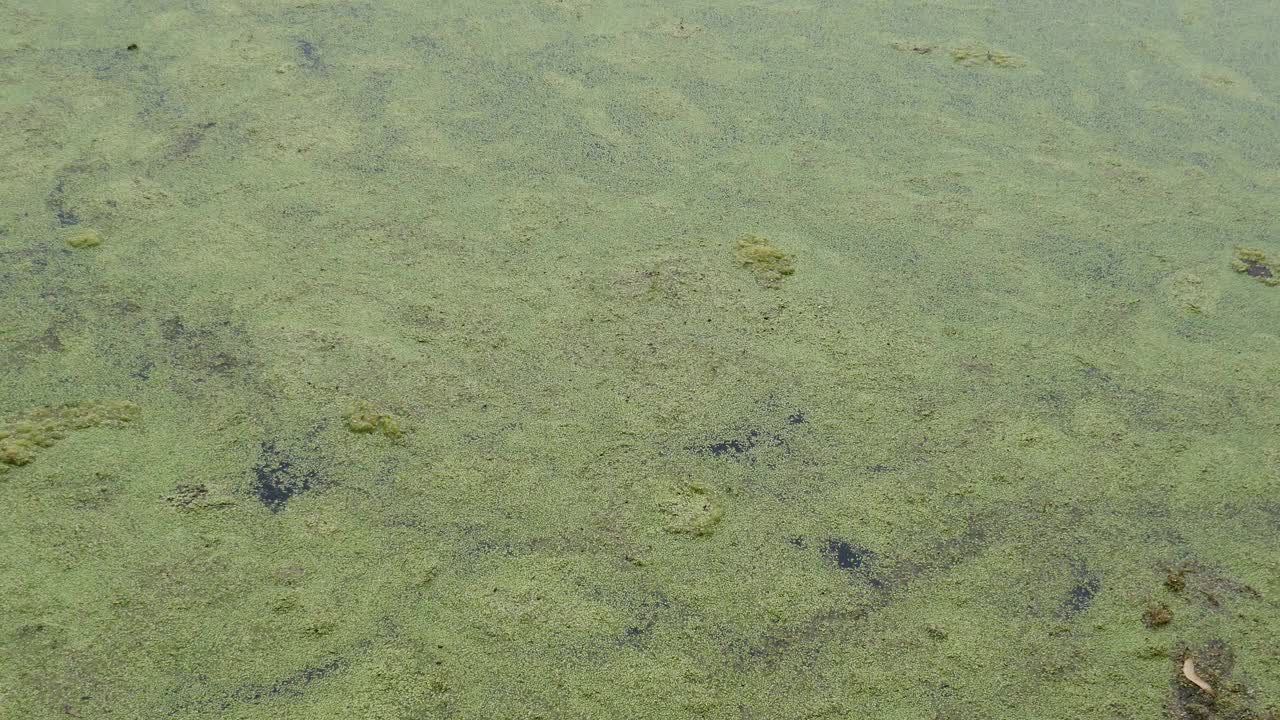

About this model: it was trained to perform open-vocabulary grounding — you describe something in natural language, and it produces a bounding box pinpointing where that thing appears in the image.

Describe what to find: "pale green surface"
[2,1,1279,718]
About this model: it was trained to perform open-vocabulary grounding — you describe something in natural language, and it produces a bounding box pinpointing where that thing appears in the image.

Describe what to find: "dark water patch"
[471,538,518,557]
[1068,362,1172,432]
[1244,262,1273,279]
[251,441,324,513]
[408,34,444,57]
[738,519,990,670]
[1061,559,1101,618]
[1173,317,1217,342]
[222,656,347,708]
[1065,578,1101,616]
[155,313,256,385]
[1161,559,1261,611]
[1167,639,1248,719]
[163,483,208,511]
[295,39,327,72]
[620,591,671,645]
[101,54,189,123]
[826,540,871,571]
[131,359,154,381]
[799,520,987,591]
[30,325,64,352]
[705,430,762,459]
[0,245,55,289]
[821,539,888,591]
[689,409,809,464]
[163,636,376,715]
[1262,502,1280,534]
[9,621,68,653]
[1078,364,1163,412]
[160,315,188,342]
[734,604,874,672]
[1026,232,1149,293]
[46,178,81,227]
[280,204,324,224]
[168,121,217,160]
[1166,638,1278,717]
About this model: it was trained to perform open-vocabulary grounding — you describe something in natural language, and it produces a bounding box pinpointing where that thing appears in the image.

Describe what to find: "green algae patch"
[65,228,102,249]
[1231,246,1279,286]
[735,235,795,288]
[0,400,140,471]
[346,401,403,439]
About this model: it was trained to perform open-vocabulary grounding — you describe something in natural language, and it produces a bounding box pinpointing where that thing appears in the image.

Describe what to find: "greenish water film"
[2,1,1278,718]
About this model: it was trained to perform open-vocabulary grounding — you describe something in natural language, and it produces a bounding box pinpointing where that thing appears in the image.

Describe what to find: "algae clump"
[0,400,141,471]
[735,234,795,288]
[66,229,103,248]
[1231,246,1278,286]
[347,400,403,438]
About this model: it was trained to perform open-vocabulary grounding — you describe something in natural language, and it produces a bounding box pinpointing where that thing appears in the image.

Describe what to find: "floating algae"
[0,400,140,471]
[735,234,795,288]
[65,228,103,248]
[1231,246,1279,285]
[346,400,403,439]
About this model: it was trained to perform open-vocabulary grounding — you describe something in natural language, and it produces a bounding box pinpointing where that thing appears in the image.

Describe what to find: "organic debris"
[1182,656,1215,697]
[1142,603,1172,628]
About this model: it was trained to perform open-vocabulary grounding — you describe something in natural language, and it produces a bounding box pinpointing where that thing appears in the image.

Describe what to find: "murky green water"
[3,1,1278,718]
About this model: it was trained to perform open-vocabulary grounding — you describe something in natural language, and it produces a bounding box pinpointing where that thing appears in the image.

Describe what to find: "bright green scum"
[1,0,1278,718]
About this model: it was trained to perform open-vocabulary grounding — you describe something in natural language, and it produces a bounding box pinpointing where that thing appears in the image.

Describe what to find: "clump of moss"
[735,235,795,288]
[0,400,141,471]
[1231,246,1278,286]
[347,401,403,438]
[66,229,102,248]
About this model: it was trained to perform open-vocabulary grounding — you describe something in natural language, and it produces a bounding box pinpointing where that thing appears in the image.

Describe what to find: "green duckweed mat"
[2,1,1278,718]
